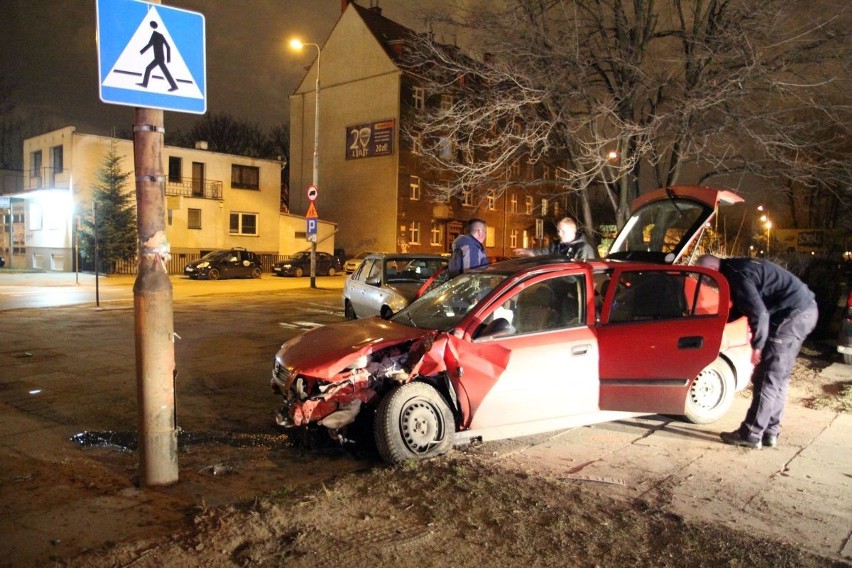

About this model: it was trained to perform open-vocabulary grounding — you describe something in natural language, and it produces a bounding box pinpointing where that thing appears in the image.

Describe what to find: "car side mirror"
[478,317,513,339]
[366,277,381,286]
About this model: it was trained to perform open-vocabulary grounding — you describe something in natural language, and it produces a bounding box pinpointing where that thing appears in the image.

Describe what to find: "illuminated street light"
[765,219,772,255]
[289,37,321,288]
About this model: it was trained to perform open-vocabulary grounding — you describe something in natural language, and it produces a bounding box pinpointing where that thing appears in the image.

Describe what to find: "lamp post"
[765,219,772,256]
[290,38,320,289]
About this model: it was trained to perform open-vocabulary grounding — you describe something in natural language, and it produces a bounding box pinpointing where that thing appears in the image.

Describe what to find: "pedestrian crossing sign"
[96,0,206,114]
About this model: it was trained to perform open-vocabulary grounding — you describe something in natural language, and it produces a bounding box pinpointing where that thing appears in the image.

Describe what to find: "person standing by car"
[513,216,598,260]
[696,254,818,449]
[449,218,489,276]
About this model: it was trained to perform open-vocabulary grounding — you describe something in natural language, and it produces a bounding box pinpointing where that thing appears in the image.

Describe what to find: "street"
[0,272,849,566]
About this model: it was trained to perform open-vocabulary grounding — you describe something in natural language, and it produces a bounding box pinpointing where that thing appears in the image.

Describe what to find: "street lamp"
[765,219,772,256]
[290,38,321,288]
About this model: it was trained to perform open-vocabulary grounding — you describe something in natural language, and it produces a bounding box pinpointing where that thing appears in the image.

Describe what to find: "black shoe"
[762,433,778,448]
[720,430,761,449]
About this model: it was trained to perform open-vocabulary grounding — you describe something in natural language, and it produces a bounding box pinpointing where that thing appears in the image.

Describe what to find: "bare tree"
[404,0,850,229]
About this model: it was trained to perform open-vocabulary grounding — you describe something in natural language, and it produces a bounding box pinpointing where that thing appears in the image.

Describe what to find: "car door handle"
[678,336,704,350]
[571,344,591,356]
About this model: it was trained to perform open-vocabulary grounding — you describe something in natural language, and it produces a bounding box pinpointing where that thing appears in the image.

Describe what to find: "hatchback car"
[343,251,377,274]
[271,186,754,464]
[343,253,449,319]
[184,248,262,280]
[272,251,343,277]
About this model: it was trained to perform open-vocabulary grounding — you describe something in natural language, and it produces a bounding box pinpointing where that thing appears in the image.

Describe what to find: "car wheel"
[327,267,336,277]
[683,358,735,424]
[207,268,220,281]
[344,300,357,320]
[380,306,394,320]
[251,267,262,279]
[375,382,455,464]
[295,267,304,278]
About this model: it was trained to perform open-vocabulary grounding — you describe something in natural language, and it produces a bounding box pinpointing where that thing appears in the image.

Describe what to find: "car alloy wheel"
[295,267,304,278]
[207,268,220,280]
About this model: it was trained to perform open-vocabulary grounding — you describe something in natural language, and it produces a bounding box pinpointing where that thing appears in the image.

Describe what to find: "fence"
[88,253,296,275]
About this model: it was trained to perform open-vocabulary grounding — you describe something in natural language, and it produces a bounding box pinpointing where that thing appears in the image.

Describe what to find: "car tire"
[683,357,735,424]
[327,267,336,277]
[295,267,304,278]
[344,300,357,320]
[251,267,262,279]
[207,268,220,281]
[375,382,455,464]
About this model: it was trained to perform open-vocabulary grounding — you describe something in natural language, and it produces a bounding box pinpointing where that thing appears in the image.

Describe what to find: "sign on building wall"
[345,119,394,160]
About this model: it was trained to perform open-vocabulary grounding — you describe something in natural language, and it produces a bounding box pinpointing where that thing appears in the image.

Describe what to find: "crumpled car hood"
[385,282,423,303]
[277,317,433,380]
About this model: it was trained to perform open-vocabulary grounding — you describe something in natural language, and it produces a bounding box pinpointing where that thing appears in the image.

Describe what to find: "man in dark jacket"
[449,218,489,276]
[696,255,818,449]
[513,217,598,260]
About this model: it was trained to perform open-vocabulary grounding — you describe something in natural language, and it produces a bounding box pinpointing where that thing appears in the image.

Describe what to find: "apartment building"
[289,1,562,258]
[1,126,335,271]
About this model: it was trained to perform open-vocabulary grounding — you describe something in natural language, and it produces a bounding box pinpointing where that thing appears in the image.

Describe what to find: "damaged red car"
[270,186,754,464]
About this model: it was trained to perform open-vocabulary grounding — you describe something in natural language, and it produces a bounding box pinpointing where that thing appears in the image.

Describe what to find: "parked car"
[343,251,377,273]
[184,248,262,280]
[0,256,4,267]
[270,186,754,464]
[838,287,852,364]
[272,251,343,277]
[343,253,449,319]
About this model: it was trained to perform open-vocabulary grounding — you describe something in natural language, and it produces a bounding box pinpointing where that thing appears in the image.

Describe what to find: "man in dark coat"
[514,216,597,260]
[696,254,818,449]
[449,218,489,276]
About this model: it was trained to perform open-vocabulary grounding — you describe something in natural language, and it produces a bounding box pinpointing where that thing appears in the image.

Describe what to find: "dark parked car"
[184,248,262,280]
[272,251,343,277]
[271,186,755,464]
[0,256,4,267]
[838,287,852,364]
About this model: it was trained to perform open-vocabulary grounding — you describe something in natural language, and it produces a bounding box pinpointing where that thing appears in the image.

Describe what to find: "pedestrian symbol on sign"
[137,21,178,92]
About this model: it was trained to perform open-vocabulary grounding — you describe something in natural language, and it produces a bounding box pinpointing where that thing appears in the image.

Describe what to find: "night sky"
[1,0,445,137]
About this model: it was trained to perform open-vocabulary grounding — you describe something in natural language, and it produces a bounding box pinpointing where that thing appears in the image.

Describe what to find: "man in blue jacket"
[449,218,488,276]
[696,254,818,449]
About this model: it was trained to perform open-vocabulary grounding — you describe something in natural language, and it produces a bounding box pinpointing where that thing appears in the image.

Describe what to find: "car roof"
[366,253,448,261]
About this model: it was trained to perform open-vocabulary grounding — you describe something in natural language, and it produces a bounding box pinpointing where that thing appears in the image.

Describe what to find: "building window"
[188,208,202,230]
[487,192,496,210]
[463,144,474,164]
[462,190,474,207]
[229,212,258,235]
[543,166,550,180]
[168,157,182,182]
[511,161,521,178]
[232,165,260,190]
[409,175,421,200]
[535,218,544,239]
[412,86,425,110]
[438,135,455,160]
[51,145,63,174]
[430,221,443,246]
[440,94,453,112]
[541,198,548,216]
[31,150,42,186]
[28,203,43,230]
[485,226,495,248]
[525,196,533,214]
[411,132,422,155]
[408,221,421,244]
[510,193,518,213]
[510,229,518,248]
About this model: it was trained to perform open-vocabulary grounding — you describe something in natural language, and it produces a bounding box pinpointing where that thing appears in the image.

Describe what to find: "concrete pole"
[132,105,178,486]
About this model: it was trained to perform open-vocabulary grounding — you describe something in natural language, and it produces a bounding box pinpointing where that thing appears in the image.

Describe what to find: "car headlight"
[197,261,209,268]
[346,355,370,370]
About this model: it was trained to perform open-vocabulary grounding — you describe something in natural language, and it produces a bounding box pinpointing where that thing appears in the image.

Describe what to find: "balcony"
[165,177,223,200]
[25,167,71,191]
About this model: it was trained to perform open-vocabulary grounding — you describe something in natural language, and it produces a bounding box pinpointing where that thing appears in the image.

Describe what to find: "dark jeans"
[740,300,818,442]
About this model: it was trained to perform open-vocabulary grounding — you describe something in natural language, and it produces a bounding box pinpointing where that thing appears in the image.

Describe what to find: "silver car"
[343,251,377,273]
[343,253,448,319]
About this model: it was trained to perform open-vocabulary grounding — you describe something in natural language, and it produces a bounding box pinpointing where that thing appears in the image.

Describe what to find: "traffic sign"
[307,185,318,201]
[96,0,206,113]
[306,201,318,219]
[306,218,318,242]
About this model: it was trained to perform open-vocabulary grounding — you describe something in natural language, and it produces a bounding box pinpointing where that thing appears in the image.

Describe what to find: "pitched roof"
[349,2,416,62]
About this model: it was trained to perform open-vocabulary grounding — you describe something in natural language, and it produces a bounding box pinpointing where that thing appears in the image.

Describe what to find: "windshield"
[200,250,232,262]
[392,272,508,330]
[293,252,311,260]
